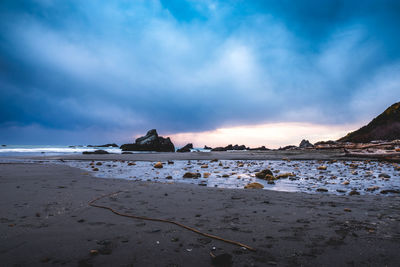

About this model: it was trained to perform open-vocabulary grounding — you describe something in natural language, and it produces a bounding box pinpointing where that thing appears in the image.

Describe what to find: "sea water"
[61,159,400,195]
[0,145,210,157]
[0,145,121,157]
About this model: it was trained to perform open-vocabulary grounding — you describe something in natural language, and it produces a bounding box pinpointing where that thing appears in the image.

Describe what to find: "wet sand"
[32,149,356,162]
[1,160,400,266]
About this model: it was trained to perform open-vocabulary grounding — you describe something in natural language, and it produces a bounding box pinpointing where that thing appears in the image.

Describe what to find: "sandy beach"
[2,0,400,266]
[1,154,400,266]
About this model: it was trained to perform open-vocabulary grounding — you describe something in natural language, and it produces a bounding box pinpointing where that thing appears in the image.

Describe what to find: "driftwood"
[344,150,400,162]
[316,141,399,150]
[89,191,256,252]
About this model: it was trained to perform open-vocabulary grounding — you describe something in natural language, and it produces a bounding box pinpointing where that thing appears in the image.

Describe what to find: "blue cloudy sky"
[1,0,399,146]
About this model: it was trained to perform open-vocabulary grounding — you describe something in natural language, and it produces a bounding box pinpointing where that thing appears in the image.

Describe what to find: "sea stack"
[177,143,193,153]
[120,129,175,152]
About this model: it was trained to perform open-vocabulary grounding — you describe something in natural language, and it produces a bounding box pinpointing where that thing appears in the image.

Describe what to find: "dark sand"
[1,157,400,266]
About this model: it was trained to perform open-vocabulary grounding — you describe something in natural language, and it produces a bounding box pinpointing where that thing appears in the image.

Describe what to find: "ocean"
[0,145,211,157]
[0,145,122,157]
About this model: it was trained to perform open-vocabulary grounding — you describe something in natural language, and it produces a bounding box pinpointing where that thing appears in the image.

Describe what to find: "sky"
[1,0,400,147]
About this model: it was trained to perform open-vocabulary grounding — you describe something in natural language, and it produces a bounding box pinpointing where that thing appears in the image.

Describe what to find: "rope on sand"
[88,191,256,252]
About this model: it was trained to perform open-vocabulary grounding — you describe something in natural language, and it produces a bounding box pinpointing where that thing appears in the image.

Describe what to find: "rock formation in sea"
[211,144,248,151]
[177,143,193,153]
[339,102,400,143]
[248,146,269,151]
[299,139,314,148]
[120,129,175,152]
[278,145,297,150]
[87,143,119,148]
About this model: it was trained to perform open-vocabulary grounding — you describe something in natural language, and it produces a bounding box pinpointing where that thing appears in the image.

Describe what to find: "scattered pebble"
[366,186,380,192]
[154,162,163,169]
[244,182,264,189]
[349,190,360,196]
[316,188,328,192]
[183,172,200,178]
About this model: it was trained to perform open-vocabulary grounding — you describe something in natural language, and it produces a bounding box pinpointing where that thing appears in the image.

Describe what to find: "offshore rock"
[248,146,269,151]
[211,146,227,151]
[299,139,314,148]
[120,129,175,152]
[87,143,118,148]
[211,144,247,151]
[278,145,297,150]
[82,150,109,155]
[177,143,193,153]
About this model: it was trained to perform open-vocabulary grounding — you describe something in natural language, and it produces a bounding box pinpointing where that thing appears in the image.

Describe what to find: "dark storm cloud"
[0,0,399,144]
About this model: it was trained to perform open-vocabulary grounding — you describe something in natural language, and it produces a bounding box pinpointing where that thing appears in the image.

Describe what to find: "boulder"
[203,172,211,178]
[183,172,201,178]
[255,169,274,179]
[349,190,360,196]
[204,145,212,150]
[316,188,328,192]
[154,162,163,168]
[177,143,193,153]
[120,129,175,152]
[276,173,295,179]
[299,139,314,148]
[378,173,391,178]
[244,182,264,189]
[380,189,400,194]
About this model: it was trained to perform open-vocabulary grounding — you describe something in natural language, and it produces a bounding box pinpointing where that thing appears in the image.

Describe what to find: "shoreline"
[18,149,369,161]
[1,162,399,266]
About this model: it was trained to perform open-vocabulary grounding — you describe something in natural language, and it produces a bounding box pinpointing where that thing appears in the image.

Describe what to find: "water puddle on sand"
[60,159,400,196]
